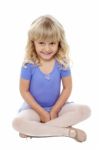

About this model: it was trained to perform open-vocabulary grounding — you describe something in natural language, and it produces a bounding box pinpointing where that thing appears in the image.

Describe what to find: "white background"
[0,0,99,149]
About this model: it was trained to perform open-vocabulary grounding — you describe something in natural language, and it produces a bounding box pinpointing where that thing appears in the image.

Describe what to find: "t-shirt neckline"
[38,59,57,76]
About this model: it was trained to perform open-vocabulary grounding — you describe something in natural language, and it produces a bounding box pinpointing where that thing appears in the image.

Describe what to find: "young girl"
[12,15,91,142]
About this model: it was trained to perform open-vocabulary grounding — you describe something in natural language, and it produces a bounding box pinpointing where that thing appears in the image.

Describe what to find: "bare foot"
[67,127,87,142]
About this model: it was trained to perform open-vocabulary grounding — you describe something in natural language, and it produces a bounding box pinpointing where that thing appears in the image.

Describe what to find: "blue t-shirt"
[19,60,71,112]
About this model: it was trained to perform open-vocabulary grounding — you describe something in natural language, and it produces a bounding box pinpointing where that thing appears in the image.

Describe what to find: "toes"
[68,127,87,142]
[76,129,87,142]
[19,133,28,138]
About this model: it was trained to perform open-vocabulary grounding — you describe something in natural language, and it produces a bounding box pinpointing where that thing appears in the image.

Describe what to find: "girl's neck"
[40,58,55,66]
[38,58,56,75]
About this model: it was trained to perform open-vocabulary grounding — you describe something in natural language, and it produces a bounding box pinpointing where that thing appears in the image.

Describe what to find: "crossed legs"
[12,103,91,140]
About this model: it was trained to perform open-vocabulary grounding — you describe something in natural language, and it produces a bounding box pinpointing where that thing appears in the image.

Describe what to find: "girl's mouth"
[40,52,53,55]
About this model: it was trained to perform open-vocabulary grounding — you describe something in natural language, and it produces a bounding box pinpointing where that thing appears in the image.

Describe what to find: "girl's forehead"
[31,26,60,42]
[35,39,58,42]
[33,35,59,42]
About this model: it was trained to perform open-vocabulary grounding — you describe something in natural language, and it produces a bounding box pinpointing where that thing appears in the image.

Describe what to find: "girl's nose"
[45,44,50,51]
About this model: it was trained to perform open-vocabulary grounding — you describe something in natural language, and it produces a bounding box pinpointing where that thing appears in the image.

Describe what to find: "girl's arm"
[20,79,50,122]
[50,76,72,118]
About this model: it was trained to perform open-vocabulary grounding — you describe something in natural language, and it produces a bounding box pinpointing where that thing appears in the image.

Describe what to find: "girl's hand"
[40,111,50,123]
[50,110,58,120]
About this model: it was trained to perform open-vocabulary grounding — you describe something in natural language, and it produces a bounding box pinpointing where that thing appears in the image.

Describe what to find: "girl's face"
[34,40,59,61]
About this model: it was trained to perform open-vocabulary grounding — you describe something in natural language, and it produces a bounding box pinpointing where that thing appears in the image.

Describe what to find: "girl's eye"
[50,42,55,45]
[39,42,44,44]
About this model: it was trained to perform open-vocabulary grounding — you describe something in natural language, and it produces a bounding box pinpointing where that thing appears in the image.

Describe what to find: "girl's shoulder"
[20,60,37,80]
[56,60,69,70]
[56,60,71,77]
[22,60,37,69]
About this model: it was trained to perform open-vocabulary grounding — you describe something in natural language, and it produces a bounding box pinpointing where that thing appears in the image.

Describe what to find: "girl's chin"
[40,56,54,61]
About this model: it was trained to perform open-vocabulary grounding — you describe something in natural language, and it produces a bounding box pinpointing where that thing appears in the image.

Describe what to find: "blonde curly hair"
[24,15,70,68]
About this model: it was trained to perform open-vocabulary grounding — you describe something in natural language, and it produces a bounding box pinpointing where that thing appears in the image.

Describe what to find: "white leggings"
[12,103,91,137]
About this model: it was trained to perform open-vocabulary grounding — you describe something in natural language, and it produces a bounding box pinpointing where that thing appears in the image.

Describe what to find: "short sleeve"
[60,67,71,78]
[20,63,33,80]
